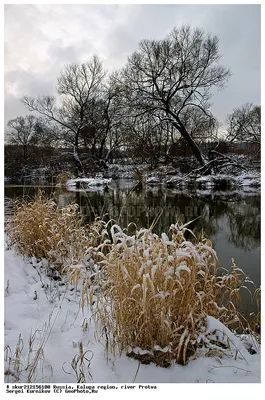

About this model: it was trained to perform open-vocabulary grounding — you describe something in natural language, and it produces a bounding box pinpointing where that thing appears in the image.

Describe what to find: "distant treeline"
[4,139,260,180]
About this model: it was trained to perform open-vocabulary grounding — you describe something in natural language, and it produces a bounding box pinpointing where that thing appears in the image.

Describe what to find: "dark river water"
[4,179,261,315]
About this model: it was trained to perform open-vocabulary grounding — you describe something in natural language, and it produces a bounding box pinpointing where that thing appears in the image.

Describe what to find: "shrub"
[96,222,252,366]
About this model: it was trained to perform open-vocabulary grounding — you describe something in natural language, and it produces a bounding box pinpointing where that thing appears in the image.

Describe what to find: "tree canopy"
[116,25,231,166]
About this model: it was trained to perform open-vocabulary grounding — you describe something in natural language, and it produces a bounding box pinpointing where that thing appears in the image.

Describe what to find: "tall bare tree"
[117,25,231,170]
[21,55,106,174]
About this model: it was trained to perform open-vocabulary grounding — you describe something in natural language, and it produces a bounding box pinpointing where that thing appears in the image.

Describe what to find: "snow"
[196,173,261,191]
[146,176,161,185]
[205,316,251,359]
[237,173,261,187]
[161,170,260,195]
[175,264,191,276]
[66,177,112,188]
[4,245,261,385]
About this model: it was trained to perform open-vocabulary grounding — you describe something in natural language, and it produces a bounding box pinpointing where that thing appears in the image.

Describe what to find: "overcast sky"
[4,3,261,131]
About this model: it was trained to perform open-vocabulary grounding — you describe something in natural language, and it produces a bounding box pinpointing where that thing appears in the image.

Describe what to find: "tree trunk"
[98,136,107,160]
[171,120,205,167]
[73,145,83,176]
[23,144,27,161]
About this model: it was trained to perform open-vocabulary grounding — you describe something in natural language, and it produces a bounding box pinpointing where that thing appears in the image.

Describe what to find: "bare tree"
[102,79,129,163]
[123,112,169,168]
[226,103,261,150]
[74,79,126,167]
[116,25,231,171]
[6,115,38,160]
[21,55,106,175]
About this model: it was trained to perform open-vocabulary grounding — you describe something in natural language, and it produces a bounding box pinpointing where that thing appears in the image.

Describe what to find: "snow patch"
[66,177,112,189]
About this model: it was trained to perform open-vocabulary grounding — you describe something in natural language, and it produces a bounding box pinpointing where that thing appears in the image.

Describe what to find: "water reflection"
[227,199,260,251]
[61,186,260,253]
[4,181,260,290]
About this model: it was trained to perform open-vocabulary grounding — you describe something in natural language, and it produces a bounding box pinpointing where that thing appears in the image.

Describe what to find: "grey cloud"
[4,95,29,126]
[5,69,56,98]
[202,5,261,122]
[4,4,261,128]
[106,5,183,59]
[48,40,95,66]
[48,42,81,64]
[5,69,56,123]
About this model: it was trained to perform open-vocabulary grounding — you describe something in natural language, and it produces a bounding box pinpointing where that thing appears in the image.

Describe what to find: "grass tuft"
[6,192,103,274]
[4,331,52,383]
[62,342,94,383]
[95,221,254,366]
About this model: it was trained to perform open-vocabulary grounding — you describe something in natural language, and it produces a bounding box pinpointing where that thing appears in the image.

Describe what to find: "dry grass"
[4,330,53,383]
[62,342,94,383]
[95,221,254,366]
[55,172,71,186]
[252,287,261,333]
[5,194,260,367]
[6,192,103,274]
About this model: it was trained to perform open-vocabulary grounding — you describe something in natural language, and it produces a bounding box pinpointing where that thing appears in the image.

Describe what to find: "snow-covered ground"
[5,156,260,197]
[4,244,261,385]
[147,171,261,192]
[66,177,112,190]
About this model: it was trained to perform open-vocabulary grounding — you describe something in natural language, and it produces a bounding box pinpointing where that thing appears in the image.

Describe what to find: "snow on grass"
[4,247,261,383]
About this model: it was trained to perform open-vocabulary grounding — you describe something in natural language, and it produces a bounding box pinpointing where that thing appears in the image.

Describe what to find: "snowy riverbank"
[4,243,261,384]
[78,161,261,195]
[5,154,260,197]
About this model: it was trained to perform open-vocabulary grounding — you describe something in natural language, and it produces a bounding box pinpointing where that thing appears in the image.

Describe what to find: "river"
[5,179,260,315]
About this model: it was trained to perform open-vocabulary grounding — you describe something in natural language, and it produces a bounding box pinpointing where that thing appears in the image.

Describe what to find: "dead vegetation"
[6,194,260,367]
[94,222,257,366]
[6,191,104,274]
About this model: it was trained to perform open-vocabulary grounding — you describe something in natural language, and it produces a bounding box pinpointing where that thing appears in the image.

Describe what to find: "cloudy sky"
[4,3,261,131]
